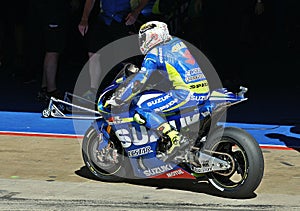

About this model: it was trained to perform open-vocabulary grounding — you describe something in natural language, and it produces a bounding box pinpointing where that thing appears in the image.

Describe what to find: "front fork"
[91,120,119,164]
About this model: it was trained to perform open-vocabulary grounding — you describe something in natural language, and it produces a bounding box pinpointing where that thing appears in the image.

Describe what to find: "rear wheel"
[82,126,128,182]
[203,126,264,198]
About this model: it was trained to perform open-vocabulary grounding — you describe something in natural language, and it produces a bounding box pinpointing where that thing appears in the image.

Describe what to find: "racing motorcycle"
[80,67,264,198]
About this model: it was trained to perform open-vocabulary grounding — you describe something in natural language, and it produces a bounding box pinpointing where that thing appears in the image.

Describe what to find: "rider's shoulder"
[166,38,188,51]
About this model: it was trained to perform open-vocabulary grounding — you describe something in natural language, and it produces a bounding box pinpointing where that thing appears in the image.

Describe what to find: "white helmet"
[138,21,172,55]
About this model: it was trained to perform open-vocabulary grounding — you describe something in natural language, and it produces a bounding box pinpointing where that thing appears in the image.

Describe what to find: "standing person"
[24,0,71,101]
[106,21,210,162]
[77,0,150,101]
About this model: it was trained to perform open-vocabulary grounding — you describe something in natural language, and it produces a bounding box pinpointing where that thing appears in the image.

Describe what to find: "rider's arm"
[116,68,148,102]
[116,52,158,103]
[115,68,149,102]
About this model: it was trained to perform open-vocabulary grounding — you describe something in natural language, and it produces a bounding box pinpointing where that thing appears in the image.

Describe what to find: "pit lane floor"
[0,135,299,210]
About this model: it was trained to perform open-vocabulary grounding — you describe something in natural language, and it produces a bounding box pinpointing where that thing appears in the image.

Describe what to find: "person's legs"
[42,52,59,93]
[83,20,131,101]
[81,20,109,101]
[37,51,63,101]
[88,52,101,91]
[80,52,101,102]
[40,8,68,99]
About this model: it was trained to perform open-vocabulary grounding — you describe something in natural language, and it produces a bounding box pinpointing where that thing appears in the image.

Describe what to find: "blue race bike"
[81,68,264,198]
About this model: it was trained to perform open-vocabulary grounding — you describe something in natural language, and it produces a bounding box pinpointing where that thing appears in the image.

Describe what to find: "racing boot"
[157,123,190,162]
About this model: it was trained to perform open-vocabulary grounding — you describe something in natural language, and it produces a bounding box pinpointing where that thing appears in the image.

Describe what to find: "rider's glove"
[133,113,146,124]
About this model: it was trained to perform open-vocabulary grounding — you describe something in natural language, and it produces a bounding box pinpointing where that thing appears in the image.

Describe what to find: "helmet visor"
[139,33,146,48]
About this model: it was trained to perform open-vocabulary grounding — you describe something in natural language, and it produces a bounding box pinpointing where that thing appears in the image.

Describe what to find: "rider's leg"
[134,109,189,159]
[156,122,189,155]
[135,90,193,159]
[135,89,209,162]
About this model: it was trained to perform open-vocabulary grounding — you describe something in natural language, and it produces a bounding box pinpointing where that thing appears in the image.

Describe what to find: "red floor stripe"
[0,131,84,139]
[260,145,294,150]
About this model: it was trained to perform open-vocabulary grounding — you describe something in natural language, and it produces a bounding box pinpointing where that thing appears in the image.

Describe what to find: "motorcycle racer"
[108,21,210,161]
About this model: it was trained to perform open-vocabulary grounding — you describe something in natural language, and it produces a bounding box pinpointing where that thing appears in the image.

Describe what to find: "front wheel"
[81,126,127,182]
[203,126,264,198]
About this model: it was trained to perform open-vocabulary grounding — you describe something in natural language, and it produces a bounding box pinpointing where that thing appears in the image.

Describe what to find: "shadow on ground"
[265,133,300,152]
[75,166,257,200]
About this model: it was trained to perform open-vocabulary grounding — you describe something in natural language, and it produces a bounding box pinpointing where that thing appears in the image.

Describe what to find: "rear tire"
[203,126,264,198]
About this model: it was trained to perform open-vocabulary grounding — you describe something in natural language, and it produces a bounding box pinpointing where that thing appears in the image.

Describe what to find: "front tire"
[203,126,264,198]
[81,126,127,182]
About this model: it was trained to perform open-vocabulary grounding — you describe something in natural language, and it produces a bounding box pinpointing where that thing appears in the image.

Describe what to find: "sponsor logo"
[116,126,158,148]
[128,146,153,157]
[166,169,184,177]
[176,113,200,128]
[191,165,203,173]
[186,74,206,83]
[189,82,208,89]
[115,113,200,148]
[144,164,173,177]
[159,47,163,63]
[186,68,203,76]
[171,42,186,52]
[190,95,208,101]
[147,93,172,107]
[154,99,179,112]
[49,24,59,28]
[191,165,212,174]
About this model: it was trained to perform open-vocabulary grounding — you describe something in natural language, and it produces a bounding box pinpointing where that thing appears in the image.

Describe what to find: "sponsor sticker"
[144,164,173,176]
[166,169,184,177]
[128,146,153,157]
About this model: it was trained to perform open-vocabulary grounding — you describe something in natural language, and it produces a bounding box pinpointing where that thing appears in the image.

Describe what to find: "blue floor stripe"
[1,111,90,135]
[222,122,300,149]
[1,111,299,149]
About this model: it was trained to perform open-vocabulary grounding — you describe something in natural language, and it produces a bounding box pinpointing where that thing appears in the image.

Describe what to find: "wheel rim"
[86,133,123,176]
[208,137,248,188]
[42,109,50,117]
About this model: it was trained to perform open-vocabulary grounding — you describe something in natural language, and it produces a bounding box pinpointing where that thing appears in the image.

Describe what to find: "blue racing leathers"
[116,37,210,129]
